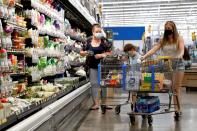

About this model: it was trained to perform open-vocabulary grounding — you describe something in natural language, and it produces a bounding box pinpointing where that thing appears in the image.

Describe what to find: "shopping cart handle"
[157,56,172,59]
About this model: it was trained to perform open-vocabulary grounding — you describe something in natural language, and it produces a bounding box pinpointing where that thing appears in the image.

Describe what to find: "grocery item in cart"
[100,69,122,87]
[125,71,141,91]
[135,96,160,113]
[141,73,165,91]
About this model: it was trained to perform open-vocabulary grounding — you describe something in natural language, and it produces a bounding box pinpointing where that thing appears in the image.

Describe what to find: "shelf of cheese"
[0,77,89,130]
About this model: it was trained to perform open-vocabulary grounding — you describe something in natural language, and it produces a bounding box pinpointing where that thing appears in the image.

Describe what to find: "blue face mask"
[95,33,104,39]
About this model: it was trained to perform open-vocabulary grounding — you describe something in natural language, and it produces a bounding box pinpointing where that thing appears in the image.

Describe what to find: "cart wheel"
[129,115,135,125]
[115,105,121,115]
[174,112,180,121]
[148,115,153,126]
[142,115,146,120]
[101,105,106,114]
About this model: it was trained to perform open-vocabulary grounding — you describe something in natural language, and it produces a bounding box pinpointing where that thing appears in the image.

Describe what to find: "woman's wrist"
[101,53,106,58]
[95,53,105,59]
[141,55,146,60]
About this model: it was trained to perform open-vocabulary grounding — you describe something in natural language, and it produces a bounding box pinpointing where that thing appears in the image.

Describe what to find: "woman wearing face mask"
[80,24,111,110]
[141,21,184,117]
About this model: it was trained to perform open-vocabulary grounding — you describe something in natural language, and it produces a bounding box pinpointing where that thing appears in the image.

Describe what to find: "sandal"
[174,111,182,117]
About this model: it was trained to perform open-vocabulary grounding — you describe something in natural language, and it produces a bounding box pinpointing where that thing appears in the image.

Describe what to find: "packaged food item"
[135,96,160,113]
[2,103,12,118]
[0,102,4,120]
[7,7,15,20]
[4,24,14,34]
[140,73,164,91]
[0,6,5,18]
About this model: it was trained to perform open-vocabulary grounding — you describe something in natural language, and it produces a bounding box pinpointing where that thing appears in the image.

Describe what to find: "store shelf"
[6,82,91,131]
[17,103,41,120]
[69,61,85,67]
[0,80,89,130]
[10,72,28,76]
[39,30,66,39]
[26,55,62,59]
[0,114,18,131]
[66,34,86,42]
[5,20,27,31]
[29,71,65,83]
[0,68,13,73]
[15,3,23,8]
[7,49,26,55]
[0,0,90,130]
[30,1,64,23]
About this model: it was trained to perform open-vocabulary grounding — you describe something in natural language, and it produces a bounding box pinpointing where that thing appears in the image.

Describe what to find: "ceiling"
[99,0,197,42]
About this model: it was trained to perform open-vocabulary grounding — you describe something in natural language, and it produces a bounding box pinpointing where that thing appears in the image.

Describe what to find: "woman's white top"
[162,43,181,58]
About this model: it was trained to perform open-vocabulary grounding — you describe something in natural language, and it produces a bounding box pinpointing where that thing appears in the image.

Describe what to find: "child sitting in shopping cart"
[123,43,141,65]
[123,43,142,110]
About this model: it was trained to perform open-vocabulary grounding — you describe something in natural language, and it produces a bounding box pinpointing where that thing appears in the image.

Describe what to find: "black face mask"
[164,29,173,36]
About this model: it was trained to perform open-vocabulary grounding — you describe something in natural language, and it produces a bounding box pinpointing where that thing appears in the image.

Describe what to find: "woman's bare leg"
[173,71,184,112]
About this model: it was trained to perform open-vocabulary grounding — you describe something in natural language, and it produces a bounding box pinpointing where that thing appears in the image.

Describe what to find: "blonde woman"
[141,21,184,118]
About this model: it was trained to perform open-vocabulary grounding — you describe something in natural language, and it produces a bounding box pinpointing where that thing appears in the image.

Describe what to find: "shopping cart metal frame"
[98,56,132,114]
[124,58,182,126]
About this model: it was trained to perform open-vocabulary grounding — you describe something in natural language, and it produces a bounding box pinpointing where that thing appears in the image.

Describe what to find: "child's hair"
[124,43,136,52]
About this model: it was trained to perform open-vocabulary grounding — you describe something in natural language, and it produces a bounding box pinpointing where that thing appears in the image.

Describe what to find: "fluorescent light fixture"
[104,20,197,24]
[103,10,197,15]
[104,18,189,21]
[101,0,197,28]
[102,5,197,12]
[102,8,197,14]
[104,13,197,18]
[100,0,179,5]
[104,15,195,19]
[102,2,197,9]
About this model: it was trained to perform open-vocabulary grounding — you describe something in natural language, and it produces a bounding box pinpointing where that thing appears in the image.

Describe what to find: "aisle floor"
[77,88,197,131]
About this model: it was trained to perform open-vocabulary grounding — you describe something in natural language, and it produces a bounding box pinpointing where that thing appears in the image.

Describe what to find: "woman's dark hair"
[124,43,136,52]
[183,46,190,60]
[161,21,179,46]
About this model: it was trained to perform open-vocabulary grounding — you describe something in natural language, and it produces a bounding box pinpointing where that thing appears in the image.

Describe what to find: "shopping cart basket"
[124,57,183,126]
[98,56,131,114]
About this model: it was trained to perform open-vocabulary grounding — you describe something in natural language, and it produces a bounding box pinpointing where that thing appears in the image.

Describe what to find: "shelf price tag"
[32,54,39,63]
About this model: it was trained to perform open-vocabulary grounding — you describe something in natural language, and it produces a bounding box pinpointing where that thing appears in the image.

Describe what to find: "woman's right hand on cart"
[95,52,112,59]
[80,51,89,56]
[140,56,146,61]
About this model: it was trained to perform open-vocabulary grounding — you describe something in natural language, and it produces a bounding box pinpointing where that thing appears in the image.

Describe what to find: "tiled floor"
[77,88,197,131]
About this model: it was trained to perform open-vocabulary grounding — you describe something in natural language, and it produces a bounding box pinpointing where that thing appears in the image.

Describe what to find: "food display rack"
[6,82,92,131]
[0,0,96,130]
[0,79,89,130]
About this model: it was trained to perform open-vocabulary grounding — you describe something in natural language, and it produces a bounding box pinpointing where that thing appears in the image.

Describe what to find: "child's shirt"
[129,52,141,65]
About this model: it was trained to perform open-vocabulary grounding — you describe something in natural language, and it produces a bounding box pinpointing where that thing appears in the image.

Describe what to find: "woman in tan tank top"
[141,21,185,117]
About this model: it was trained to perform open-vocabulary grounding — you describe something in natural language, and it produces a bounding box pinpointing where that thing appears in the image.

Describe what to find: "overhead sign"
[104,27,145,40]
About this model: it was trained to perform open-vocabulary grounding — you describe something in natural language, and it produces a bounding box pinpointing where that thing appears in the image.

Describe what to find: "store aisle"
[77,89,197,131]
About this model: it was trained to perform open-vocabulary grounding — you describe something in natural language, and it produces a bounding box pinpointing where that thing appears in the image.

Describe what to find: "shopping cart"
[98,56,131,114]
[123,56,183,126]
